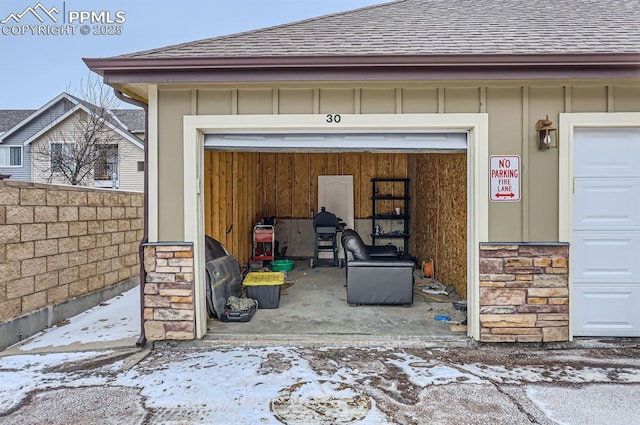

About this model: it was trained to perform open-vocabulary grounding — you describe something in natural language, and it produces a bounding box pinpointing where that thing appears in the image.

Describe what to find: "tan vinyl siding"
[527,87,564,242]
[237,89,273,115]
[279,89,315,114]
[117,138,144,192]
[613,86,640,112]
[157,90,191,241]
[155,81,640,244]
[319,89,356,114]
[197,90,234,115]
[360,89,397,114]
[444,88,481,113]
[31,114,75,185]
[401,88,439,113]
[486,87,524,241]
[571,86,608,112]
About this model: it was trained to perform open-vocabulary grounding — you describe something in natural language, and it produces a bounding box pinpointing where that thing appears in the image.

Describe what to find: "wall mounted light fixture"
[534,115,557,150]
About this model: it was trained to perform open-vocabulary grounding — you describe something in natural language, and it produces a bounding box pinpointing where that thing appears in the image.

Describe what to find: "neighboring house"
[85,0,640,343]
[0,93,145,191]
[0,109,37,180]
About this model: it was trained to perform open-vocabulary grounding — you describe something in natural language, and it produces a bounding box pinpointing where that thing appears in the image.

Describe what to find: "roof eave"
[84,53,640,83]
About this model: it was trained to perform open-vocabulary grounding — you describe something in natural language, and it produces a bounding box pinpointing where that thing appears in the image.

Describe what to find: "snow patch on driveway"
[527,384,640,425]
[386,352,483,386]
[0,351,110,413]
[458,363,640,384]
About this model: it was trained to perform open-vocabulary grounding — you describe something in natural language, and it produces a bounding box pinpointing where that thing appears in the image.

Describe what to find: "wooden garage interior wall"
[203,150,468,298]
[410,153,468,298]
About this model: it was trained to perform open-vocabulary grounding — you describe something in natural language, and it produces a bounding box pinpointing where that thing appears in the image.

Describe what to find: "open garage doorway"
[202,147,468,344]
[182,114,489,341]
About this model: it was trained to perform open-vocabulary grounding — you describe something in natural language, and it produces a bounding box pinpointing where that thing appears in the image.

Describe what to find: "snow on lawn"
[17,287,140,351]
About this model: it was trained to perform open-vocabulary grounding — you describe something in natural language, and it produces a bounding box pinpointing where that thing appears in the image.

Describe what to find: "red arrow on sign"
[495,192,515,198]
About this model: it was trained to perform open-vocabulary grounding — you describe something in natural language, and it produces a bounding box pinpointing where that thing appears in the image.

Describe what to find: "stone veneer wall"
[479,243,570,343]
[0,180,142,323]
[143,243,195,341]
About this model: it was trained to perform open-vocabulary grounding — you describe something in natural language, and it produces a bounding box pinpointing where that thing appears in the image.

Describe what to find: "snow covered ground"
[10,287,140,353]
[0,351,112,413]
[1,287,639,424]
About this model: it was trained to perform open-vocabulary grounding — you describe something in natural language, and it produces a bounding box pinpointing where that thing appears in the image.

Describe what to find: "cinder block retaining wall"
[142,243,195,341]
[479,243,570,343]
[0,180,143,324]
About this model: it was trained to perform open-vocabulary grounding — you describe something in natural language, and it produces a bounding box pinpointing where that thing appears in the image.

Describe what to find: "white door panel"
[572,233,640,283]
[572,286,640,337]
[318,175,354,259]
[574,128,640,177]
[318,176,354,230]
[573,179,640,230]
[572,127,640,337]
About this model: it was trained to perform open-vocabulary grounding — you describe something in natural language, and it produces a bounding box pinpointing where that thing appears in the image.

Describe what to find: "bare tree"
[33,77,123,186]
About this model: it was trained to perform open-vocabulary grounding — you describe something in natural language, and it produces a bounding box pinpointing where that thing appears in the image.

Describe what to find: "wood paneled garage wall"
[410,153,468,298]
[204,151,408,263]
[203,149,468,299]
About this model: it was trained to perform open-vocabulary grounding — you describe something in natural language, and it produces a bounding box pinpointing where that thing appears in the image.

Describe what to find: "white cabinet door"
[572,128,640,336]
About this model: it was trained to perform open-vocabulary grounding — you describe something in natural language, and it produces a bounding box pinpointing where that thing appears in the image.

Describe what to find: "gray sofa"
[341,229,414,306]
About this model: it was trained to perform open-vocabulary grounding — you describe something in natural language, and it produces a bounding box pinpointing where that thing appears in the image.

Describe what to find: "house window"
[94,144,118,180]
[137,161,144,172]
[51,143,75,172]
[0,146,22,167]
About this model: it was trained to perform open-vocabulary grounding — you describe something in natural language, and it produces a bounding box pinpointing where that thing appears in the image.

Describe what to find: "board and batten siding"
[155,82,640,246]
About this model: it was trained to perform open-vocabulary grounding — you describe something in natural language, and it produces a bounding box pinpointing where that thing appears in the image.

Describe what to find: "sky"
[0,0,389,109]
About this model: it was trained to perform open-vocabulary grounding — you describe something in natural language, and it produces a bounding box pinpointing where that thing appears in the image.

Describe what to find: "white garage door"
[572,127,640,337]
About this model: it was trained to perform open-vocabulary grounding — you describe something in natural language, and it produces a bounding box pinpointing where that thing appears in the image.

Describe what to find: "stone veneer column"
[142,242,195,341]
[479,243,570,343]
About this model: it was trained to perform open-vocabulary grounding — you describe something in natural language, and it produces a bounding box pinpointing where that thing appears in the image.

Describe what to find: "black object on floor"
[219,304,257,322]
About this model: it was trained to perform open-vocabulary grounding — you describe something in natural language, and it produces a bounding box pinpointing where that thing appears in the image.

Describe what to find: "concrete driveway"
[1,287,639,424]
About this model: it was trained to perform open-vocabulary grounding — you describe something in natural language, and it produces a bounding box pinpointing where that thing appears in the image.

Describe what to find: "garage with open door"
[200,131,472,340]
[84,0,640,345]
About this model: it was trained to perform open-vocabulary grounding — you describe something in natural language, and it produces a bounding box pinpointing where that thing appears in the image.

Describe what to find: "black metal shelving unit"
[371,178,410,254]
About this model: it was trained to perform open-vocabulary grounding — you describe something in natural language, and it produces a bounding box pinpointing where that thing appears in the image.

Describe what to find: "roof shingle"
[113,110,145,133]
[118,0,640,59]
[0,110,36,132]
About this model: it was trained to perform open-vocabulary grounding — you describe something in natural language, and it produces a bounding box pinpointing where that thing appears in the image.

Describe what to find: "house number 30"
[326,114,341,123]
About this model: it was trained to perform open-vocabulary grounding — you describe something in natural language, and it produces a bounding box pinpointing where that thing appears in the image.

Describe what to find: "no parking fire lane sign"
[490,155,520,202]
